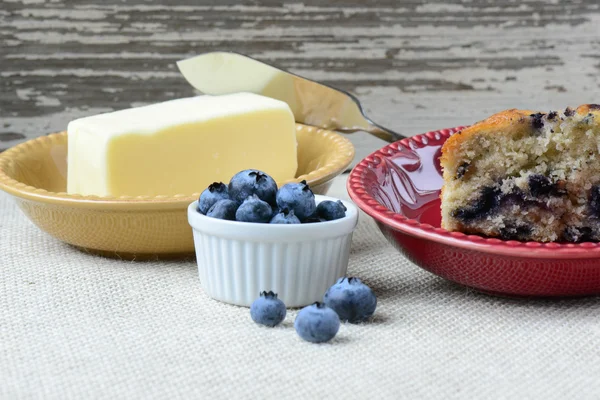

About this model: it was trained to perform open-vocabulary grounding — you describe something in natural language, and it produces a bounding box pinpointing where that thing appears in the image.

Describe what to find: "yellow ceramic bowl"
[0,124,354,259]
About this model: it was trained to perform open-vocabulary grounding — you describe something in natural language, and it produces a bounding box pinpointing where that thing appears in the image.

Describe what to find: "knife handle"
[362,119,406,143]
[334,116,406,143]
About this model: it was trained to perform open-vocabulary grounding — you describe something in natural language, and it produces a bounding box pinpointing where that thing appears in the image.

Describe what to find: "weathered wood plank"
[1,0,599,164]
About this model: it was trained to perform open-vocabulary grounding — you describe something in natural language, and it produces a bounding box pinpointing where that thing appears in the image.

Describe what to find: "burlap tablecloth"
[2,176,599,399]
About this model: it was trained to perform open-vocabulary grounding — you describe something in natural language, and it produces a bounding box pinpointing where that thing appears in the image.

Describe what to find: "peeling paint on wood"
[1,0,599,162]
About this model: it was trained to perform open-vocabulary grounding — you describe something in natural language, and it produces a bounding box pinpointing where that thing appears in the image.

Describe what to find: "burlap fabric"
[2,177,599,399]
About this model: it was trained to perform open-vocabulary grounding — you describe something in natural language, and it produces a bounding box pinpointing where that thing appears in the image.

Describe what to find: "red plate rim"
[347,126,600,259]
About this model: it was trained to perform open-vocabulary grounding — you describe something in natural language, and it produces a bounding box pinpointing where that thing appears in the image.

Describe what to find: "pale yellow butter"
[67,93,298,197]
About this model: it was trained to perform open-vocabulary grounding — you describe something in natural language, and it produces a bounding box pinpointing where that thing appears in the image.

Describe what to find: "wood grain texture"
[1,0,600,163]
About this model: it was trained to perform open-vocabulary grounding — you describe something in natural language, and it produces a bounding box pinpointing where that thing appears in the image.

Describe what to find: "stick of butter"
[67,93,298,197]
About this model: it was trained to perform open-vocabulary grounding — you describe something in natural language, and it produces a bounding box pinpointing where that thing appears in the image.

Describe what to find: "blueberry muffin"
[440,104,600,242]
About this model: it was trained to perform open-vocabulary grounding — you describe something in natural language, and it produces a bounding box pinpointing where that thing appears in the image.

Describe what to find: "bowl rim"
[0,123,354,210]
[347,126,600,259]
[187,194,358,241]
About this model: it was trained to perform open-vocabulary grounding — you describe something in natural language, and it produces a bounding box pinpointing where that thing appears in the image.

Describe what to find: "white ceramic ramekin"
[187,195,358,307]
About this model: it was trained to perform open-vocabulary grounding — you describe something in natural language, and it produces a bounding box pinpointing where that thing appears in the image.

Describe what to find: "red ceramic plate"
[348,127,600,297]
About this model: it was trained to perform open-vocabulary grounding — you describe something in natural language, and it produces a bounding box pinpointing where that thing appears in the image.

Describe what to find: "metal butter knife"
[176,51,404,143]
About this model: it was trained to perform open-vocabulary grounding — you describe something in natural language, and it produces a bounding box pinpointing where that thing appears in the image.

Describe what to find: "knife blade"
[176,51,403,143]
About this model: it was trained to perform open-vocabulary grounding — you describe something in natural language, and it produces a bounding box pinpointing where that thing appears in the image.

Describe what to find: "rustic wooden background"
[1,0,599,164]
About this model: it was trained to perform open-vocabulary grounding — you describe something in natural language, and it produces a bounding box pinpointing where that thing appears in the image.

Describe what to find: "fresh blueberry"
[276,180,317,221]
[198,182,229,214]
[270,208,301,224]
[323,277,377,323]
[316,200,347,221]
[294,302,340,343]
[250,291,286,327]
[206,199,238,221]
[235,195,272,223]
[229,169,278,206]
